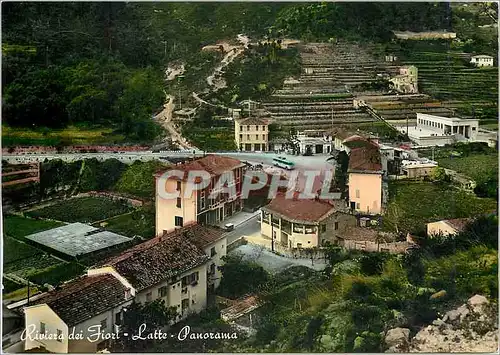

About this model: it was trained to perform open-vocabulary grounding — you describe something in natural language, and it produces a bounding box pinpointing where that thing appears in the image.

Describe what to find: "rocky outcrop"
[385,295,498,353]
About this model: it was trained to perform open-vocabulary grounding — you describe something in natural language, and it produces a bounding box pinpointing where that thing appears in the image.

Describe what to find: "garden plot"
[26,196,133,223]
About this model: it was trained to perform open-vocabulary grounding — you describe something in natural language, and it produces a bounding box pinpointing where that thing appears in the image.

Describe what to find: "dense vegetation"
[5,2,494,145]
[208,215,497,353]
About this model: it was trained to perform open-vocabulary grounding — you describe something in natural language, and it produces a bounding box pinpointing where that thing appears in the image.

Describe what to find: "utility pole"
[331,105,334,132]
[271,217,275,252]
[406,114,409,136]
[27,279,30,306]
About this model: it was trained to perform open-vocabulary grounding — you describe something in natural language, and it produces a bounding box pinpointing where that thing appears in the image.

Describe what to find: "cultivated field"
[26,196,133,223]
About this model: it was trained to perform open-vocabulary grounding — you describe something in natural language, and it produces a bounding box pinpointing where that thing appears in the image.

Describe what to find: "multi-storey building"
[155,155,245,235]
[234,117,269,152]
[347,142,384,215]
[260,194,354,248]
[24,224,225,353]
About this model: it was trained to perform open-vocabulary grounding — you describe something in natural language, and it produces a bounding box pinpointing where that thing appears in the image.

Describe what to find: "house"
[402,163,438,179]
[2,305,24,353]
[385,54,398,62]
[293,130,333,155]
[234,117,269,152]
[24,274,134,353]
[89,229,210,321]
[347,142,384,215]
[163,223,227,292]
[470,55,494,67]
[155,155,245,234]
[260,193,354,248]
[268,137,288,152]
[427,218,471,237]
[23,224,222,354]
[389,66,418,94]
[403,113,480,146]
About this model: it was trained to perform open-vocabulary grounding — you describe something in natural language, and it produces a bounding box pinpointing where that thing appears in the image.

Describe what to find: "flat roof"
[25,223,131,257]
[398,126,449,139]
[403,163,438,169]
[416,113,479,124]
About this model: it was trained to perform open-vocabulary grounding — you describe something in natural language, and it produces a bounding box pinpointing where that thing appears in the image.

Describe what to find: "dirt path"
[154,94,195,150]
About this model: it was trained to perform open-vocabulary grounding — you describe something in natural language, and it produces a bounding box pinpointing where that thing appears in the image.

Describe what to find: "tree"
[218,254,270,298]
[116,300,177,352]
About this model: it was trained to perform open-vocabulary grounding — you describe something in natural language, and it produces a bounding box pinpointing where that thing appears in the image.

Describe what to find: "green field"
[3,237,43,264]
[383,181,497,233]
[114,160,168,199]
[437,153,498,182]
[2,125,126,146]
[29,262,87,287]
[3,215,64,241]
[26,197,133,223]
[4,254,63,279]
[100,205,155,238]
[2,277,24,294]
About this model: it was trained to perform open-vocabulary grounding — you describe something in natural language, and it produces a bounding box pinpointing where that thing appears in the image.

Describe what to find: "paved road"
[224,215,261,244]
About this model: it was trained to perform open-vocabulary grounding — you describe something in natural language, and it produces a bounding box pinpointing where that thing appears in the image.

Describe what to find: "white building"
[403,113,479,146]
[294,130,333,155]
[470,55,494,67]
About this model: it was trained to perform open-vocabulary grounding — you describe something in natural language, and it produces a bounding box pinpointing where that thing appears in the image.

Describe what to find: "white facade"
[470,55,494,67]
[295,131,333,154]
[404,113,480,146]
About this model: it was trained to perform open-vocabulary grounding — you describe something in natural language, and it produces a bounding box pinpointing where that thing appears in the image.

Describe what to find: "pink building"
[347,142,383,215]
[155,155,245,235]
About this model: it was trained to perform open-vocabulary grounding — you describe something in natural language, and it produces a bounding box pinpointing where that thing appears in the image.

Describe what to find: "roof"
[471,55,493,59]
[220,295,262,322]
[96,233,210,291]
[29,274,128,326]
[157,155,244,179]
[24,223,131,257]
[416,113,479,124]
[331,127,356,140]
[162,223,225,249]
[444,218,471,232]
[237,117,269,125]
[342,135,379,149]
[339,226,380,242]
[262,194,336,223]
[348,145,382,173]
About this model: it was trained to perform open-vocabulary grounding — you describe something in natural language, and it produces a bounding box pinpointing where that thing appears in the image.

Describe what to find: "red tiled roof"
[30,274,128,326]
[156,155,244,179]
[238,117,269,125]
[262,194,336,223]
[348,145,382,173]
[96,233,209,291]
[162,223,225,249]
[444,218,471,232]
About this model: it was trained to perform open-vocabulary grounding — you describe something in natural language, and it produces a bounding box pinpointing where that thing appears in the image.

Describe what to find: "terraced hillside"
[264,42,386,131]
[394,44,498,121]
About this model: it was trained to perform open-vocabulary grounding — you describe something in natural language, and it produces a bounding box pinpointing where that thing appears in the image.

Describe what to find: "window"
[247,135,250,140]
[334,222,339,230]
[115,312,122,325]
[262,135,266,140]
[158,286,168,298]
[182,299,190,311]
[256,135,259,140]
[210,247,216,257]
[209,263,216,275]
[146,292,152,302]
[263,125,266,131]
[200,190,206,209]
[182,272,199,287]
[320,224,326,233]
[355,189,360,198]
[239,134,243,140]
[256,125,259,131]
[176,181,181,191]
[40,322,46,335]
[175,216,183,227]
[100,318,107,330]
[176,197,182,208]
[57,329,63,342]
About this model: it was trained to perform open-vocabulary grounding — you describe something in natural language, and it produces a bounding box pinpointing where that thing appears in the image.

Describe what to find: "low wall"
[339,239,409,253]
[227,237,248,251]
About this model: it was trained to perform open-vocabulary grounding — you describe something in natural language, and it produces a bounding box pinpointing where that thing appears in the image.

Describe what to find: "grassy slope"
[384,181,497,233]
